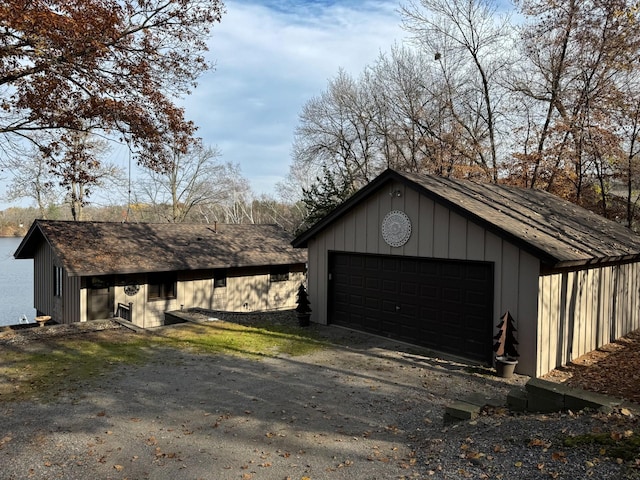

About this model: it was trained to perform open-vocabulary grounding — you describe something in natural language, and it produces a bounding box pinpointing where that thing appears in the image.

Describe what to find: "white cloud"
[183,0,408,196]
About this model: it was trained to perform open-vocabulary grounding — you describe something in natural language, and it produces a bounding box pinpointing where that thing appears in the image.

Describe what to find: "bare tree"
[4,146,63,218]
[49,131,125,220]
[401,0,514,182]
[137,141,233,223]
[5,131,123,220]
[292,69,382,193]
[512,0,640,212]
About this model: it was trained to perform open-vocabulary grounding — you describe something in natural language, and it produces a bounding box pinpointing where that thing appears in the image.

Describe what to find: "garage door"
[329,252,494,363]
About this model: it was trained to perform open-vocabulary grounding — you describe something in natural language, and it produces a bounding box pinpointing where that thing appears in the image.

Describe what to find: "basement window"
[269,266,289,283]
[147,273,176,300]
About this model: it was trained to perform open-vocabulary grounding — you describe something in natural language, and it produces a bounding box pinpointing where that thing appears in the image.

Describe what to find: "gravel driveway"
[0,318,638,480]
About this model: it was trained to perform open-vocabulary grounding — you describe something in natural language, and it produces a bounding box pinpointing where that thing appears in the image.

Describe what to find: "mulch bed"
[543,329,640,405]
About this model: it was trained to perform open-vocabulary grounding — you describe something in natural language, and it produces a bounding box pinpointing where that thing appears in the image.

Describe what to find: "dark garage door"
[329,252,494,363]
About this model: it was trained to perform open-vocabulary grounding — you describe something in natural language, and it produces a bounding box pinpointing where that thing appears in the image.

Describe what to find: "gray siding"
[63,275,81,324]
[537,262,640,376]
[33,242,80,324]
[33,242,52,317]
[306,180,541,376]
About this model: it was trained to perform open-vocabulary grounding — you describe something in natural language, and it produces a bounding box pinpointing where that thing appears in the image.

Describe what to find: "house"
[14,220,307,329]
[292,169,640,377]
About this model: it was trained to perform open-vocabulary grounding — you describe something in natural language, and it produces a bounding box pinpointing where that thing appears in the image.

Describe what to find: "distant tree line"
[0,193,306,238]
[285,0,640,231]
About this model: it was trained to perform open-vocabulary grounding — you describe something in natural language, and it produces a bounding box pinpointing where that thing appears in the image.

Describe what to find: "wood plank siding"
[537,262,640,376]
[295,169,640,378]
[108,267,306,328]
[306,179,542,376]
[32,243,82,324]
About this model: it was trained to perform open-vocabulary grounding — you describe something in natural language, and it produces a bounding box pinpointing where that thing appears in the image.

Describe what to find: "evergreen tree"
[300,166,356,231]
[493,311,519,359]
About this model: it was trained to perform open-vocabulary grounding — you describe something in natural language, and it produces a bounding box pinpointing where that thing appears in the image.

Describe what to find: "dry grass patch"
[0,320,326,403]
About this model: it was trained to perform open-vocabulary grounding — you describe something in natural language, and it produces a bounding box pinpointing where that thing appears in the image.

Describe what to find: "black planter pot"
[495,356,518,378]
[297,313,311,327]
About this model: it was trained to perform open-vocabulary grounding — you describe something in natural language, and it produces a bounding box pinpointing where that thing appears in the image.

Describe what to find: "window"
[269,266,289,283]
[53,266,63,297]
[214,269,227,288]
[147,273,176,300]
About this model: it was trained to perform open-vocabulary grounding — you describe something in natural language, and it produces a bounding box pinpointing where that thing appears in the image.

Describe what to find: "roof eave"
[292,169,562,265]
[402,177,563,267]
[67,260,308,278]
[543,253,640,274]
[13,220,45,259]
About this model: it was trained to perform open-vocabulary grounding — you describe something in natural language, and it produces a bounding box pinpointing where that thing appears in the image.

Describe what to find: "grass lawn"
[0,321,327,403]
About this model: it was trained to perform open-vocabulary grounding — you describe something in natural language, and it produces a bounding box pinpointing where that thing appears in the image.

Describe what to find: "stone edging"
[508,378,638,414]
[445,377,638,422]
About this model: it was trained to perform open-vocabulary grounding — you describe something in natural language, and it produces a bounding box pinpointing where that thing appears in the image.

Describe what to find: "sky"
[1,0,516,210]
[71,0,408,209]
[183,0,408,197]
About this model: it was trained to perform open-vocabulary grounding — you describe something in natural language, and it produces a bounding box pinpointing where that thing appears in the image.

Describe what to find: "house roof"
[15,220,307,277]
[292,169,640,269]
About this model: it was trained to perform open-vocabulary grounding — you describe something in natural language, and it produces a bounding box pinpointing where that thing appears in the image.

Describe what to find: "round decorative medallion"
[381,210,412,247]
[124,284,140,296]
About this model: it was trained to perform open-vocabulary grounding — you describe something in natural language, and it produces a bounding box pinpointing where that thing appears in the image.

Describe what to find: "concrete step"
[444,401,481,422]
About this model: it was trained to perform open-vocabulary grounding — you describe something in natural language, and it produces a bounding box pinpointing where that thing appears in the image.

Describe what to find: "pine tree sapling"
[493,311,519,360]
[295,283,312,326]
[295,284,312,314]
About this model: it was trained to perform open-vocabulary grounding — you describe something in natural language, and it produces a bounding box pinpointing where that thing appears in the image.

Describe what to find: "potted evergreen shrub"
[295,283,312,327]
[493,311,519,378]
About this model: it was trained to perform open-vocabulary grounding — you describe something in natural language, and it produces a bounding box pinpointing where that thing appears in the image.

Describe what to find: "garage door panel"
[365,277,380,289]
[420,285,439,301]
[348,294,363,306]
[382,279,398,293]
[442,288,462,302]
[329,252,493,363]
[381,299,398,313]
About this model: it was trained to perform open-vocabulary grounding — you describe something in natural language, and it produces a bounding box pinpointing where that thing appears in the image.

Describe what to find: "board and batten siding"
[33,242,81,324]
[110,268,306,328]
[537,262,640,376]
[33,242,53,318]
[307,180,542,376]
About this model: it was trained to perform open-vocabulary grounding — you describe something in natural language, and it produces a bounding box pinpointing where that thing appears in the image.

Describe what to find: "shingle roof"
[292,169,640,269]
[15,220,307,277]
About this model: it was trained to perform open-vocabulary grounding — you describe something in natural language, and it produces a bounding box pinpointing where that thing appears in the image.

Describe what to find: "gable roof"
[15,220,307,277]
[292,169,640,269]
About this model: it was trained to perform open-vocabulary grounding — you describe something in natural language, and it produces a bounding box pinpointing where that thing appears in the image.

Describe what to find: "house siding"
[33,242,52,317]
[63,275,82,324]
[306,180,541,376]
[107,266,306,328]
[537,262,640,377]
[33,242,81,324]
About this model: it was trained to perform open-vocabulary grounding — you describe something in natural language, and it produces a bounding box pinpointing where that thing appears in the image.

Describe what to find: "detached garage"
[292,169,640,377]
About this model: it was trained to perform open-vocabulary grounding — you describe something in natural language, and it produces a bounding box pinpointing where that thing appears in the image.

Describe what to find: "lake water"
[0,237,36,326]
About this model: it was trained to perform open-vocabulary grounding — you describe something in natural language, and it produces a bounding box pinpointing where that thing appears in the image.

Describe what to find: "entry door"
[329,252,494,363]
[88,277,114,320]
